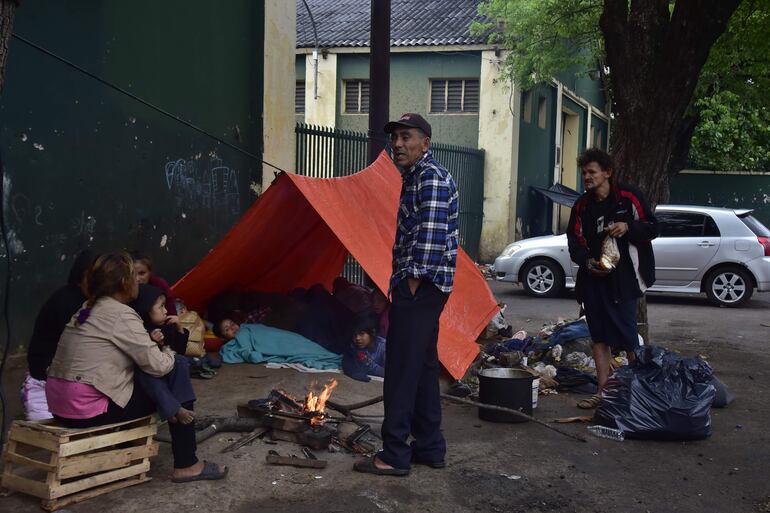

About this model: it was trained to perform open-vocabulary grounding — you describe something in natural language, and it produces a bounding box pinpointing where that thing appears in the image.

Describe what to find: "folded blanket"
[220,324,342,370]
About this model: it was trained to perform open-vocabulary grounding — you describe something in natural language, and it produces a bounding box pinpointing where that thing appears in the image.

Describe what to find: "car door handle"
[697,241,716,247]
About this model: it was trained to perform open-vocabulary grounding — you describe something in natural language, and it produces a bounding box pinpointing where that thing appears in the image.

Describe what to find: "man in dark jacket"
[566,148,658,409]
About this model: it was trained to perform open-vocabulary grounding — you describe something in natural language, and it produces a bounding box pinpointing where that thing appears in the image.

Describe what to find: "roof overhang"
[295,44,492,55]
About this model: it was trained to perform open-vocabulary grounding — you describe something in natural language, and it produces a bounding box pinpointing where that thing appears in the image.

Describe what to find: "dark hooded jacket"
[567,183,658,303]
[129,284,189,354]
[27,250,95,380]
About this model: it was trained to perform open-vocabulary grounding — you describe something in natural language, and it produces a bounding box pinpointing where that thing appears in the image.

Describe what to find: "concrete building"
[296,0,610,261]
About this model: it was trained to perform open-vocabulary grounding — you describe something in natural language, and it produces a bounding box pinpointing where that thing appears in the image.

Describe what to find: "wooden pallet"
[1,415,158,511]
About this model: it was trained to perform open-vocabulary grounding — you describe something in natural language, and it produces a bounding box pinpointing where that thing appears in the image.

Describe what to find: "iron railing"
[295,123,485,283]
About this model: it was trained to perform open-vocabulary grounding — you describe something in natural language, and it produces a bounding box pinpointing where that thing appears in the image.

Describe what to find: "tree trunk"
[665,114,699,179]
[0,0,19,93]
[600,0,741,205]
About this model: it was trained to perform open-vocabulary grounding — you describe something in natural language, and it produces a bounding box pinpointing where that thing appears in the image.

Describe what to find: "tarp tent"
[172,151,499,379]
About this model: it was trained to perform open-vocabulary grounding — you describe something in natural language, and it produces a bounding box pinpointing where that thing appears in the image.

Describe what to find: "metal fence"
[295,123,485,283]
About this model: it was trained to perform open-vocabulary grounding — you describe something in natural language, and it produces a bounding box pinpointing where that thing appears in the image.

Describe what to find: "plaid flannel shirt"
[390,151,459,295]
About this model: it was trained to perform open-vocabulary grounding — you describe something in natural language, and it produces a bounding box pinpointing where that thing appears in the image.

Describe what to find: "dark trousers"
[54,373,199,469]
[380,279,449,470]
[135,354,196,421]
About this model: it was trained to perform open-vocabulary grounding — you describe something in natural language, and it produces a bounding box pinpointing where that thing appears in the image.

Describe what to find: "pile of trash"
[470,312,608,397]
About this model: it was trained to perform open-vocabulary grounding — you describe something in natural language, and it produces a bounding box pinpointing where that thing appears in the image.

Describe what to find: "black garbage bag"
[593,346,716,440]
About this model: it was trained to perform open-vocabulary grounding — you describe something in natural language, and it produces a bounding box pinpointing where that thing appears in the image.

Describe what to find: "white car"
[493,205,770,307]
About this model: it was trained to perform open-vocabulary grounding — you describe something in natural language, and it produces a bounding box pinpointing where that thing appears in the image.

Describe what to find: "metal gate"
[295,123,485,283]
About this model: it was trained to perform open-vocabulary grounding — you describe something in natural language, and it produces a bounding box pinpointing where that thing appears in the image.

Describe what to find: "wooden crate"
[1,415,158,511]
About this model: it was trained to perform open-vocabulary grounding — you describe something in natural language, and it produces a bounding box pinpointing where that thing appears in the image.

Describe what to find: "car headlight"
[501,244,522,257]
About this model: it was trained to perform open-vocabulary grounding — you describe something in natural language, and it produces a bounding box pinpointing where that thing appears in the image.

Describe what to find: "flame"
[304,379,338,418]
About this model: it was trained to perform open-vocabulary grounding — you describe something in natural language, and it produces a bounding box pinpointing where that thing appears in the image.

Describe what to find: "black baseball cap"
[384,113,432,138]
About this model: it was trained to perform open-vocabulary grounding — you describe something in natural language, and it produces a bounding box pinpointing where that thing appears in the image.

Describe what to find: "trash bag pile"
[594,345,715,440]
[474,316,601,396]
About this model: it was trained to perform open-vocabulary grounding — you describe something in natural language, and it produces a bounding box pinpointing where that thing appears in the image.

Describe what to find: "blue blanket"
[220,324,342,370]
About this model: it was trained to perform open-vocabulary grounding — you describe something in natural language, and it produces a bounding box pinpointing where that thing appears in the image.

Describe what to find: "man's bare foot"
[172,460,226,480]
[373,456,394,470]
[175,407,194,425]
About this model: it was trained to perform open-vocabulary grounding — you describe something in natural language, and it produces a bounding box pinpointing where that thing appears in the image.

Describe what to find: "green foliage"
[689,91,770,172]
[689,0,770,171]
[472,0,602,89]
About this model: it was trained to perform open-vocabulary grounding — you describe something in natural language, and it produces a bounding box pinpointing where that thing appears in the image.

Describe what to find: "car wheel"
[521,258,564,298]
[705,266,754,307]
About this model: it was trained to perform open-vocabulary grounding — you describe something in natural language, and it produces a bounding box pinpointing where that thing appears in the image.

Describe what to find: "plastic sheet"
[172,151,499,379]
[594,346,715,440]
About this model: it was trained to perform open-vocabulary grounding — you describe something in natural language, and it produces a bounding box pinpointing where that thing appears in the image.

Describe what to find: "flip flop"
[577,394,602,409]
[171,461,228,483]
[353,455,409,476]
[190,366,216,379]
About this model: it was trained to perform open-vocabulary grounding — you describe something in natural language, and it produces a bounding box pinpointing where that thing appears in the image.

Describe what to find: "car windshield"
[739,214,770,237]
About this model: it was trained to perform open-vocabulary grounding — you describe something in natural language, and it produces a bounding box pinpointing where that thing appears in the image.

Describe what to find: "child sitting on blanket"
[342,314,386,381]
[129,284,195,424]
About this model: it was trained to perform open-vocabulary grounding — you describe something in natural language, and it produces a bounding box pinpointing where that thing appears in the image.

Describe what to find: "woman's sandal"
[353,455,409,477]
[171,461,228,483]
[577,394,602,409]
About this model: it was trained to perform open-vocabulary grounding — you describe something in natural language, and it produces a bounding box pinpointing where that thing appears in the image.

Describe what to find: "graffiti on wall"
[164,153,241,229]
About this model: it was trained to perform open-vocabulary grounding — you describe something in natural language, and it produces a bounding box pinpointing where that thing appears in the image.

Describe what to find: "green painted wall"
[335,52,482,147]
[556,65,607,111]
[670,174,770,227]
[0,0,264,351]
[591,116,608,151]
[515,84,557,237]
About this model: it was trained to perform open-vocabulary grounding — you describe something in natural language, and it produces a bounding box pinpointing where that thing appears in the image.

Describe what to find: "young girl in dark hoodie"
[130,284,196,424]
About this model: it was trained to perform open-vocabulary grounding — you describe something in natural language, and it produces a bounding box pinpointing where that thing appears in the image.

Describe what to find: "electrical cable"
[0,143,12,447]
[11,33,288,174]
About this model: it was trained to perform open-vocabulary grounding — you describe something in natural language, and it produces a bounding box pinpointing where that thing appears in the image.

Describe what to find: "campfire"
[304,379,338,425]
[233,378,375,455]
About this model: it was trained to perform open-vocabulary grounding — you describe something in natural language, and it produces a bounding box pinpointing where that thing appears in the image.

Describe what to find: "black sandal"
[171,461,228,483]
[353,455,409,476]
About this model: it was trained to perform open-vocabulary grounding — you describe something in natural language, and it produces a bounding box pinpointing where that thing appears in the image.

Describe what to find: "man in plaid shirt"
[355,113,459,477]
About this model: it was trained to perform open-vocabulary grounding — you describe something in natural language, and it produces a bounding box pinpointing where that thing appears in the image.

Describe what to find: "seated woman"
[23,250,95,420]
[342,314,386,382]
[45,252,226,483]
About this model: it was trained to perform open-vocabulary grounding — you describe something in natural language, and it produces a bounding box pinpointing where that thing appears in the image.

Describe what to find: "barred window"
[344,80,369,113]
[430,79,479,113]
[295,81,305,114]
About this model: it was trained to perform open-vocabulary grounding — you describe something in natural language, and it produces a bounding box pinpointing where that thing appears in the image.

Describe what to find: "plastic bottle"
[587,425,625,441]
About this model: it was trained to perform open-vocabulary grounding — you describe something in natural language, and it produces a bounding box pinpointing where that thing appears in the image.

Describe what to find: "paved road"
[489,280,770,356]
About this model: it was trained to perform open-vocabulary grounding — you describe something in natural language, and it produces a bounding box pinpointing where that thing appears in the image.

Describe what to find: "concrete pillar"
[262,0,297,191]
[478,50,520,262]
[304,53,337,127]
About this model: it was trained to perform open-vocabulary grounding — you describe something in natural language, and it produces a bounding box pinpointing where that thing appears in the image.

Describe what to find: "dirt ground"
[1,282,769,512]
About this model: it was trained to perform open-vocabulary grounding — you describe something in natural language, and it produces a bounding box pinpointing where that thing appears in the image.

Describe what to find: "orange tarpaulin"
[172,151,498,379]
